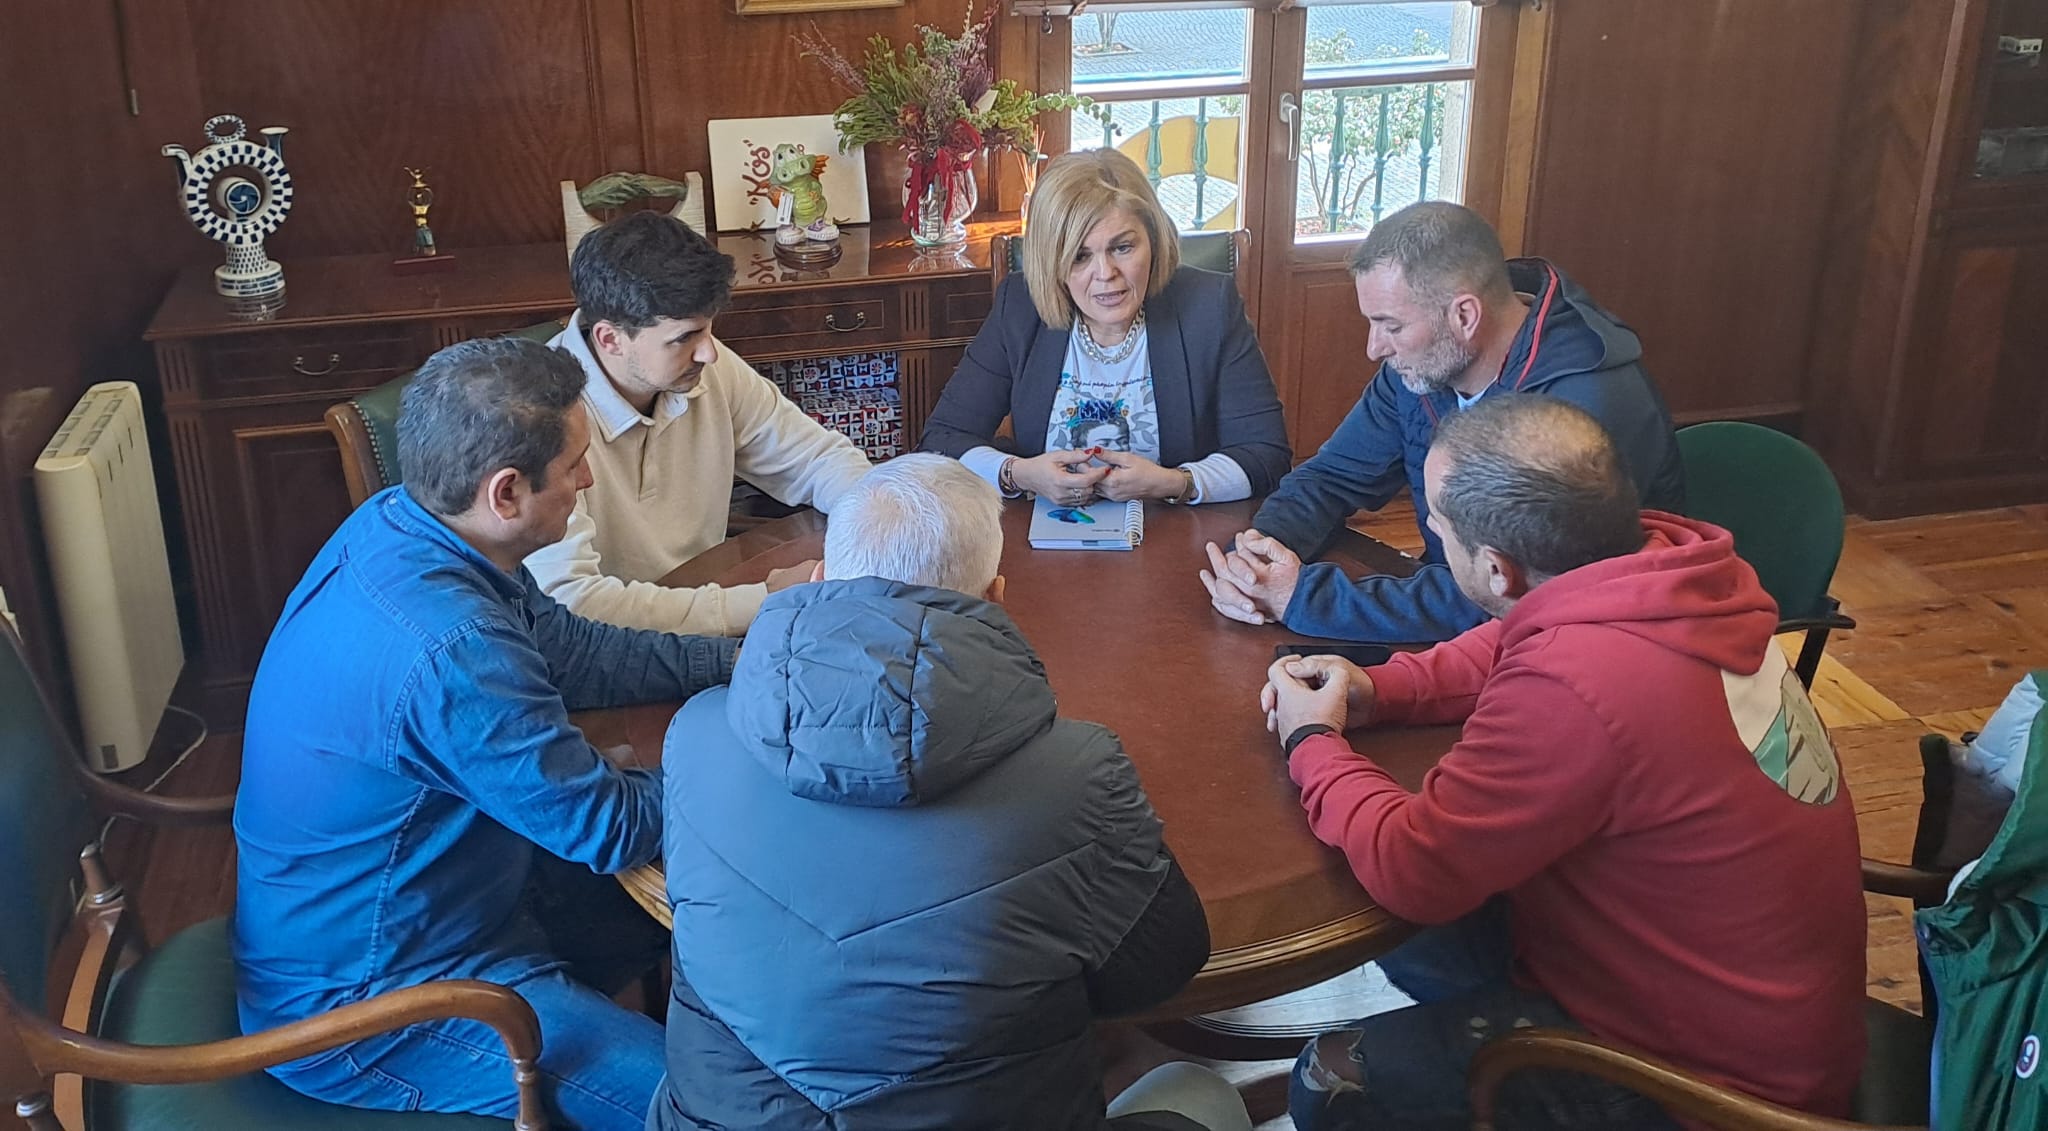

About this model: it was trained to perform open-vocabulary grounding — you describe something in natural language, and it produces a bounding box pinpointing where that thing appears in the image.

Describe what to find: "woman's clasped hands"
[1010,446,1186,505]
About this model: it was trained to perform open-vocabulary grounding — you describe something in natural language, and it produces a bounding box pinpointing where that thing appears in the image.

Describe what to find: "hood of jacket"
[1401,257,1653,426]
[1499,512,1780,675]
[726,575,1058,807]
[1497,257,1642,391]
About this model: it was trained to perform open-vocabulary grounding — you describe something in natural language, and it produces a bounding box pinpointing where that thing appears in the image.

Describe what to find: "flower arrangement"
[796,6,1110,233]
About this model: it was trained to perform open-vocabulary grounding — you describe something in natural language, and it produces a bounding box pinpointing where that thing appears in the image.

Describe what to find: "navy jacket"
[653,578,1191,1130]
[1251,259,1685,643]
[234,487,735,1033]
[920,266,1292,494]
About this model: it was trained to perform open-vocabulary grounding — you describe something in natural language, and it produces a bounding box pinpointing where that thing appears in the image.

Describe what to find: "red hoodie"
[1290,513,1867,1118]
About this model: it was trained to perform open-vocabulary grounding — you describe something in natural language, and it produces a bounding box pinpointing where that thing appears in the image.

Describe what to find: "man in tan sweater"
[527,211,872,634]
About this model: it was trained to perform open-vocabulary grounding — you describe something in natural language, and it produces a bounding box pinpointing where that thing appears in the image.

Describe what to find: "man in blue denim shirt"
[233,336,738,1130]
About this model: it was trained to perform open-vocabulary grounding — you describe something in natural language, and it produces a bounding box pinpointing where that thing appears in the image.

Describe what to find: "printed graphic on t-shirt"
[1045,332,1162,459]
[1057,392,1136,451]
[1720,644,1841,805]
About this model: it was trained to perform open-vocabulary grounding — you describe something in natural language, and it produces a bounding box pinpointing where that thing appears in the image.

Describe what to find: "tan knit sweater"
[522,318,871,635]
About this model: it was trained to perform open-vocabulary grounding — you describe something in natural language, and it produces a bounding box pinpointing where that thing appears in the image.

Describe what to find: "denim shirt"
[232,486,737,1031]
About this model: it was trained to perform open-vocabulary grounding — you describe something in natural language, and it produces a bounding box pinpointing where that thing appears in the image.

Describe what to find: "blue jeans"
[1288,900,1680,1131]
[271,853,669,1131]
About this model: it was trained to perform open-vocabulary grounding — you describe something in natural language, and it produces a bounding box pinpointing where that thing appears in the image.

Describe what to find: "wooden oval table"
[576,498,1459,1021]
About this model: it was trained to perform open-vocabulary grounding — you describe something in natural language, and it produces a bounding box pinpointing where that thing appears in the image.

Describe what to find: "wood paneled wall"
[1517,0,1861,426]
[0,0,983,686]
[0,0,202,686]
[183,0,974,260]
[1807,0,1964,497]
[0,0,1886,694]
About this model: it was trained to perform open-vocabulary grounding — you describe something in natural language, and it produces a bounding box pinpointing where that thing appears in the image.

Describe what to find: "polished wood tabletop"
[577,498,1460,1019]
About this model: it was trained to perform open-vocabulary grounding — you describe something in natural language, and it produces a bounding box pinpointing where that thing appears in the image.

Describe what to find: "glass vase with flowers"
[798,6,1109,249]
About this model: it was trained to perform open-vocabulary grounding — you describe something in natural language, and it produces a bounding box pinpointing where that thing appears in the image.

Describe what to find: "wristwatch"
[997,457,1024,498]
[1164,467,1197,505]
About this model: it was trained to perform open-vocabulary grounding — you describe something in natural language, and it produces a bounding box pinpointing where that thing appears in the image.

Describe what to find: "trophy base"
[393,252,459,275]
[215,261,285,320]
[773,240,841,269]
[216,259,285,303]
[221,291,286,322]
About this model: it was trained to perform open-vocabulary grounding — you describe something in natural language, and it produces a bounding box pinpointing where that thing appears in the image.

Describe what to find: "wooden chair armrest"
[22,978,548,1130]
[1469,1028,1906,1131]
[73,771,234,826]
[59,849,142,1036]
[5,614,235,826]
[1779,612,1858,634]
[323,400,380,508]
[1862,858,1955,904]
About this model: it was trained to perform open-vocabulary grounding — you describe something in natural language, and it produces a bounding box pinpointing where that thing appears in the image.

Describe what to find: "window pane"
[1295,81,1469,241]
[1304,2,1475,78]
[1072,9,1251,86]
[1072,97,1246,233]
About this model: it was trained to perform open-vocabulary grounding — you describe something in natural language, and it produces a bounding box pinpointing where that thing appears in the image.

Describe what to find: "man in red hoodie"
[1266,394,1867,1131]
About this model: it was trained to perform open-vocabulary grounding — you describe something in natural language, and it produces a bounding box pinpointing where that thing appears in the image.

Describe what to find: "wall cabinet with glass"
[1971,0,2048,187]
[1810,0,2048,517]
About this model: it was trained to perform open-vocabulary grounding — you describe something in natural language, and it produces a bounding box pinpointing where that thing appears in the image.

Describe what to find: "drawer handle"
[292,353,342,377]
[824,311,867,333]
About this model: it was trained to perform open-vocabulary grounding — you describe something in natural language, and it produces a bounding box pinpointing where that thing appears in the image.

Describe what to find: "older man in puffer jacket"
[651,454,1250,1131]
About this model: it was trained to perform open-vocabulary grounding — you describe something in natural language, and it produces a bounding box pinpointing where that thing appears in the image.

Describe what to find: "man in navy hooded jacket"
[1201,202,1684,643]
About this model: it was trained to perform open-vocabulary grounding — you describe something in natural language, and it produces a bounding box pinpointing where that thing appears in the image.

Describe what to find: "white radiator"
[34,381,184,772]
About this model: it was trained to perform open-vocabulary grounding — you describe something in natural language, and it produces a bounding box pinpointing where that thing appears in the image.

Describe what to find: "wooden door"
[1036,1,1533,456]
[1250,1,1524,457]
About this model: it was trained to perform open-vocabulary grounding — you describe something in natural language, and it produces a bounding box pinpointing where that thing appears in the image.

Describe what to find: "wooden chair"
[1467,734,1968,1130]
[325,318,567,507]
[990,229,1252,300]
[0,618,549,1130]
[1675,421,1858,687]
[322,316,791,535]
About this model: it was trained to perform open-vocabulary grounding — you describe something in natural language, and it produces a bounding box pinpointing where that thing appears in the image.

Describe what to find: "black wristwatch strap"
[1284,723,1339,757]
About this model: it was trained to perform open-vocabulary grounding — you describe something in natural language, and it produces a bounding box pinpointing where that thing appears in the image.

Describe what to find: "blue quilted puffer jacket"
[652,576,1172,1131]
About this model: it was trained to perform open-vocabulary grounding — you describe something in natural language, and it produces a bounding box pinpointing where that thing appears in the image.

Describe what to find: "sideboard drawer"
[718,286,896,357]
[933,280,994,340]
[197,327,423,399]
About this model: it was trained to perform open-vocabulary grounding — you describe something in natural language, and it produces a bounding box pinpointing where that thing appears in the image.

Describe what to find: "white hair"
[823,454,1004,594]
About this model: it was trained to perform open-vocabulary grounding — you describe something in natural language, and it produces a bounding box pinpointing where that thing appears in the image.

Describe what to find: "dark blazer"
[919,266,1292,495]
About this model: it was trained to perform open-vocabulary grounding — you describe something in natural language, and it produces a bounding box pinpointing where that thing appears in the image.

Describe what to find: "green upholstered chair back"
[1179,229,1243,276]
[992,229,1249,292]
[1675,421,1846,623]
[351,375,409,499]
[0,621,95,1016]
[328,317,567,506]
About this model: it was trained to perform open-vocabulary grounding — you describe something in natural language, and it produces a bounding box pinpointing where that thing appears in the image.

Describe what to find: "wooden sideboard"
[145,217,1016,722]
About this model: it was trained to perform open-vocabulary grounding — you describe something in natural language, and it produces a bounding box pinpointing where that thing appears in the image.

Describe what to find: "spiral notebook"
[1027,496,1145,551]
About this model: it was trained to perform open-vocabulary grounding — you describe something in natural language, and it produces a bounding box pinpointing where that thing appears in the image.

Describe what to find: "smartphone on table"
[1273,642,1394,667]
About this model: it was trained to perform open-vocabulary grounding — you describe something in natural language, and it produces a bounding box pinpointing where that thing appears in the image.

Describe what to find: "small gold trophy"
[393,166,457,274]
